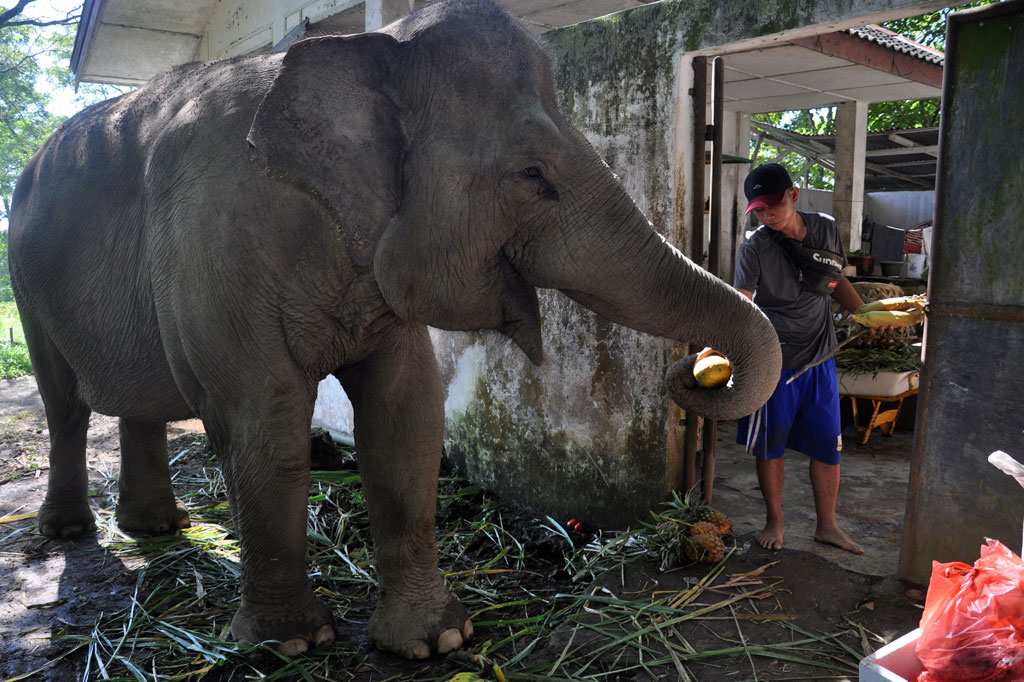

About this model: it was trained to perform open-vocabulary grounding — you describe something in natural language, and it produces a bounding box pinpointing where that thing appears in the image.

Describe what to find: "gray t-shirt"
[733,211,847,370]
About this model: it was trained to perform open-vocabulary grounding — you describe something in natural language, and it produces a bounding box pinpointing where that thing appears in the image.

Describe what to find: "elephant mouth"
[496,250,543,366]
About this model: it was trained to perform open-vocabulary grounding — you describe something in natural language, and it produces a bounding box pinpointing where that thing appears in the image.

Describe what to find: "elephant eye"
[519,166,558,201]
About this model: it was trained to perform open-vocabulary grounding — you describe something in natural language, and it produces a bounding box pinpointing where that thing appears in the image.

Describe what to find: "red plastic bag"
[914,538,1024,682]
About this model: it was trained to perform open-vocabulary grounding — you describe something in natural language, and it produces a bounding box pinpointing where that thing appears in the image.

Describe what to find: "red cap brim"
[745,190,787,215]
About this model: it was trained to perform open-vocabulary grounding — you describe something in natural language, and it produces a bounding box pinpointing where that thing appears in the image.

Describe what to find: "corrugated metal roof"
[846,24,945,65]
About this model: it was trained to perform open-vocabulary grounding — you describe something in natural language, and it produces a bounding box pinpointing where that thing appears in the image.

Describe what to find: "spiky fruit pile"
[646,490,734,569]
[689,521,719,538]
[686,533,726,564]
[697,508,732,537]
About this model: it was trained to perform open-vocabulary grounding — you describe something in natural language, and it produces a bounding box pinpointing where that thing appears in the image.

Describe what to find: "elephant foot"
[116,496,191,535]
[369,581,473,659]
[230,592,336,656]
[38,498,96,538]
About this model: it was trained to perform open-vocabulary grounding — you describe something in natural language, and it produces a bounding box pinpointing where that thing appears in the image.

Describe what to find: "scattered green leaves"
[0,433,876,680]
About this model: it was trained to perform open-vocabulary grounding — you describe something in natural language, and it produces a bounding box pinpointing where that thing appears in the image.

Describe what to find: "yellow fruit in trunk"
[693,352,731,388]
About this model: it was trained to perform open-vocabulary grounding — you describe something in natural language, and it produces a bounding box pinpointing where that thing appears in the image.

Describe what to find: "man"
[733,163,865,554]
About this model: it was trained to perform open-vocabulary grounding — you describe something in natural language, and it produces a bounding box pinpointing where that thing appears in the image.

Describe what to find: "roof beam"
[751,121,932,189]
[866,144,939,157]
[789,30,943,89]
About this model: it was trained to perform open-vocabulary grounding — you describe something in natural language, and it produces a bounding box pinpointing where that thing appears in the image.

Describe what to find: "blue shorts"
[735,358,842,465]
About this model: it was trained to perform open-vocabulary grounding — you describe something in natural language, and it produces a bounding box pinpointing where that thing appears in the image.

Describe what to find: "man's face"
[754,187,799,229]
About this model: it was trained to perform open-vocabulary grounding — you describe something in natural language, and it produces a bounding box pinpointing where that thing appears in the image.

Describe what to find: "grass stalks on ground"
[1,433,866,681]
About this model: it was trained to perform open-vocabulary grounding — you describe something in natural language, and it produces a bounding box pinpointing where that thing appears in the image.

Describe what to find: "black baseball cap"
[744,163,793,215]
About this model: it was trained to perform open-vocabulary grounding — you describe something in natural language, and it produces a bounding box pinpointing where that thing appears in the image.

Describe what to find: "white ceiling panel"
[724,76,816,100]
[726,92,851,114]
[836,81,944,102]
[722,44,852,79]
[788,64,904,91]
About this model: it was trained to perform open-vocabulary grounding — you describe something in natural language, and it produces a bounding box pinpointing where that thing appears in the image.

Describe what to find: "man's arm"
[737,288,754,301]
[831,276,863,313]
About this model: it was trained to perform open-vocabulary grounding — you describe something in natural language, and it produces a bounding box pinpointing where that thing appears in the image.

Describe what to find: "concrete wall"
[801,187,836,217]
[900,3,1024,584]
[865,190,934,229]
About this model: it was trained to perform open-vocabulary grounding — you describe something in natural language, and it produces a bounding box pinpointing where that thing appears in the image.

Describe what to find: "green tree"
[881,1,996,49]
[0,16,65,220]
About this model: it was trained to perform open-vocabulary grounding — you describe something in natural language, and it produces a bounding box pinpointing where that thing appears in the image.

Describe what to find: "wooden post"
[682,56,708,494]
[700,56,726,504]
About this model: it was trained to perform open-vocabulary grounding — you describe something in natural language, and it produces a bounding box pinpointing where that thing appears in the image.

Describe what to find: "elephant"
[7,0,781,659]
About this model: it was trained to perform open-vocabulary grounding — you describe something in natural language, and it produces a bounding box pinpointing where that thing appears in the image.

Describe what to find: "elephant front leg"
[338,326,472,659]
[116,419,190,534]
[202,394,336,656]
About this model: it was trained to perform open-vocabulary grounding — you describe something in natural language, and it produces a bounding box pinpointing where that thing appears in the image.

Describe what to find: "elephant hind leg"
[22,312,95,538]
[115,419,190,534]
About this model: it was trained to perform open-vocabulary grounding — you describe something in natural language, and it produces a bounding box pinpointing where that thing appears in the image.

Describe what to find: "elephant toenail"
[405,640,430,659]
[463,620,474,640]
[437,628,463,654]
[314,624,335,647]
[278,637,309,657]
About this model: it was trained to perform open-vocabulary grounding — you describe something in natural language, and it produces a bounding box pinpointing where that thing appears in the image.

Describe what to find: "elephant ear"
[247,33,403,267]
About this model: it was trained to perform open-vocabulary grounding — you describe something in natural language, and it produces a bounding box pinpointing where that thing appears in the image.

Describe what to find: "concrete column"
[365,0,412,31]
[832,100,867,252]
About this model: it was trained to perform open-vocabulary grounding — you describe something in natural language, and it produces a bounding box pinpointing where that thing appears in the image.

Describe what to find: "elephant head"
[247,0,781,420]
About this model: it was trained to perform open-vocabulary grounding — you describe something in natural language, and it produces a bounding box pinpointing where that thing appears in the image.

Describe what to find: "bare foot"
[758,521,784,551]
[815,526,864,554]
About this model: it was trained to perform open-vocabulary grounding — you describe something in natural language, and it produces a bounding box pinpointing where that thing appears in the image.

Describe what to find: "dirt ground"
[0,375,926,681]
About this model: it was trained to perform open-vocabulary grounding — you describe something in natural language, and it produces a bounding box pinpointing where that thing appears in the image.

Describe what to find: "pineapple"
[694,506,733,538]
[689,521,719,538]
[686,534,725,564]
[704,510,732,537]
[648,490,733,568]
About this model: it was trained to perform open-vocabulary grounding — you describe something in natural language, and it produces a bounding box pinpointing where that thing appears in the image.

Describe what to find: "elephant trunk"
[519,174,782,421]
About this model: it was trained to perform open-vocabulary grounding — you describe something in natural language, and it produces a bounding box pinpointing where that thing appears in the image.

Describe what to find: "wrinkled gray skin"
[8,0,780,659]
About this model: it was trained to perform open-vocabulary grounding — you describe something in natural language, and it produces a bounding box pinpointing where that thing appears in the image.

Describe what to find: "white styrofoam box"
[860,628,923,682]
[838,370,920,398]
